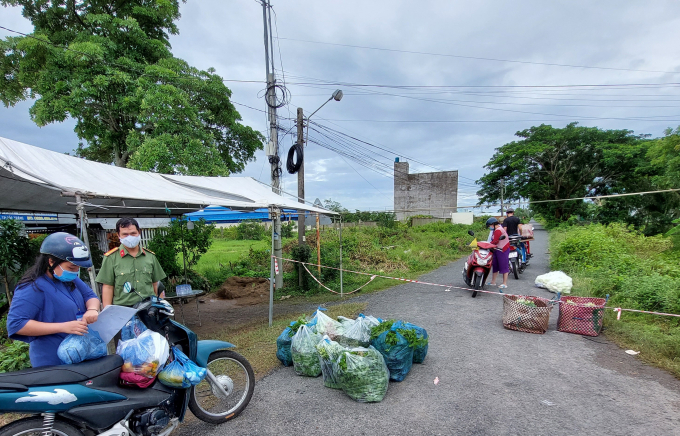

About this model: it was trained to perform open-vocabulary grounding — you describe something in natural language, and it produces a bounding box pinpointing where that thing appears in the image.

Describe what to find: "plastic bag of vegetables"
[308,307,341,338]
[370,320,414,382]
[276,316,307,366]
[117,330,169,378]
[392,321,429,363]
[291,324,322,377]
[158,347,207,388]
[315,336,347,389]
[337,314,381,348]
[336,346,389,403]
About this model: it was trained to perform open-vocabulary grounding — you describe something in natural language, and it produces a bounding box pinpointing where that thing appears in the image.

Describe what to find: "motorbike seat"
[0,355,123,387]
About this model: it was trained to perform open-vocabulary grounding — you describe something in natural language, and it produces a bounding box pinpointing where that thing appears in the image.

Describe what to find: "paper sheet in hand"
[88,305,139,343]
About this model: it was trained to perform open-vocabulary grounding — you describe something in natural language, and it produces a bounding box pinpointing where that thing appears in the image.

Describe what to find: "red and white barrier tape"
[302,263,376,295]
[274,255,680,319]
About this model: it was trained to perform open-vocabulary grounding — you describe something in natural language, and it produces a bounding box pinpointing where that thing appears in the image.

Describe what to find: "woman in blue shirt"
[7,232,100,367]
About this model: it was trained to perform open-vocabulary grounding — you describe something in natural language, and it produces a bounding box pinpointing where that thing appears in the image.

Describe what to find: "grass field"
[193,239,269,273]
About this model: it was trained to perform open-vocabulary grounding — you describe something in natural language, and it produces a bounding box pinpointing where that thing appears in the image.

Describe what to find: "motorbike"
[462,230,505,297]
[508,235,523,280]
[0,296,255,436]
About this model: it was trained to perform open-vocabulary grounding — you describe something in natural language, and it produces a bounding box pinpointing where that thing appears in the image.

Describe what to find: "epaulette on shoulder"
[144,248,155,255]
[104,248,118,257]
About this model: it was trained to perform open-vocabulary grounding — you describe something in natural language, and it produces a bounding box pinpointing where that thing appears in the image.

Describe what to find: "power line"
[276,36,680,75]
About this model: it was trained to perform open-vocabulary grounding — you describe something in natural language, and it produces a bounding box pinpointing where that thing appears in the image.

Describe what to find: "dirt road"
[180,224,680,436]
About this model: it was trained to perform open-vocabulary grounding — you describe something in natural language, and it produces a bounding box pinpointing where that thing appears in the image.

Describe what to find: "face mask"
[121,235,141,248]
[489,226,494,230]
[54,265,79,282]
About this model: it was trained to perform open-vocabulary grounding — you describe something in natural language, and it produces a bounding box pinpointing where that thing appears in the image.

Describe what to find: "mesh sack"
[276,326,294,366]
[315,335,348,389]
[336,314,380,348]
[502,295,554,334]
[393,321,429,364]
[158,347,207,388]
[371,327,414,382]
[291,325,322,377]
[117,330,170,378]
[335,346,389,403]
[558,296,607,337]
[57,329,107,364]
[121,315,147,341]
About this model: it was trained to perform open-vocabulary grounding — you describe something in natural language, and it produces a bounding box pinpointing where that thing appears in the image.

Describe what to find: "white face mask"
[121,235,141,248]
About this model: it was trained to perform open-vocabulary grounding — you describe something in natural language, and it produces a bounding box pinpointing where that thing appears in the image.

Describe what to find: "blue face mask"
[54,265,79,282]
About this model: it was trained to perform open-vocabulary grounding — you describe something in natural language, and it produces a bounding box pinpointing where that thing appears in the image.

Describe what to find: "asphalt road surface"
[180,224,680,436]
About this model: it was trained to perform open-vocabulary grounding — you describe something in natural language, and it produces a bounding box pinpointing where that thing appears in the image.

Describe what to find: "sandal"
[498,284,508,289]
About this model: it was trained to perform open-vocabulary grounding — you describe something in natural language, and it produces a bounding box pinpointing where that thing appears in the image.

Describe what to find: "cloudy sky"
[2,0,680,213]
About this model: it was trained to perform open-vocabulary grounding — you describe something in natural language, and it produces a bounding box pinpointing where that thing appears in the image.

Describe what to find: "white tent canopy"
[0,136,333,216]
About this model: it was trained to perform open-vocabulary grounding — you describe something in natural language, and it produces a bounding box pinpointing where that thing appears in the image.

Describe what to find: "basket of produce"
[502,295,554,334]
[557,296,607,337]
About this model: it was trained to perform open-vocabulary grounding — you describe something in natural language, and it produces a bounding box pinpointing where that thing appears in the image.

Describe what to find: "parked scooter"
[463,230,505,297]
[0,296,255,436]
[508,235,523,280]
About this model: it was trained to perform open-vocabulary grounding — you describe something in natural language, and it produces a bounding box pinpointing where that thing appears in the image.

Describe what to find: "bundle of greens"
[394,321,429,364]
[516,298,537,308]
[370,320,414,382]
[336,314,381,348]
[276,316,308,367]
[336,346,389,403]
[291,325,322,377]
[315,336,348,389]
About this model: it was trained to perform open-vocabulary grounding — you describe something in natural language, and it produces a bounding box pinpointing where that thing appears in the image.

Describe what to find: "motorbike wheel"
[511,259,519,279]
[189,349,255,424]
[471,274,481,298]
[0,417,84,436]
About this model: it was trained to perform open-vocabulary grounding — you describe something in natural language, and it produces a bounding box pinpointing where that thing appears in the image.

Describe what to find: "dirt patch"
[215,276,270,306]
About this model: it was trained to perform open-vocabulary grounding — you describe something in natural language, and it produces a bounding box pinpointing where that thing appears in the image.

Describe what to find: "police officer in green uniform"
[96,218,166,307]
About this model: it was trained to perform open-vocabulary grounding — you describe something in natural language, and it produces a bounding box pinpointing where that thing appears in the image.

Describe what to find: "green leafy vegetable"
[288,316,308,337]
[336,347,389,403]
[316,338,347,389]
[291,325,322,377]
[516,298,537,307]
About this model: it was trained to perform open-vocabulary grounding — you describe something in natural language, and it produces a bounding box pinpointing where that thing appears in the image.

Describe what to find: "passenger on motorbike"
[6,232,100,367]
[486,217,510,290]
[502,209,527,264]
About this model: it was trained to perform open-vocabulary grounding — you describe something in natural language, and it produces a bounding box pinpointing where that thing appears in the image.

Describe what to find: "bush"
[281,221,295,238]
[236,221,267,240]
[0,340,30,373]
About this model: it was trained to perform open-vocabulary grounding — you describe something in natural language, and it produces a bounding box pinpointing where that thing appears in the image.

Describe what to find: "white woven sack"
[535,271,573,294]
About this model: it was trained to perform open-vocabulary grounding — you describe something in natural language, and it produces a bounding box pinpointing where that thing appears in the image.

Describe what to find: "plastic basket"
[557,296,607,337]
[502,295,554,334]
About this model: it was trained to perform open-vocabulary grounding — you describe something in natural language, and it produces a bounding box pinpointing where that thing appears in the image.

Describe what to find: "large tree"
[476,123,651,224]
[0,0,263,175]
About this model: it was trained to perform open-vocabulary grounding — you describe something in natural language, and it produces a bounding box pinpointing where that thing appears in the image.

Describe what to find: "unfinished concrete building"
[393,158,458,221]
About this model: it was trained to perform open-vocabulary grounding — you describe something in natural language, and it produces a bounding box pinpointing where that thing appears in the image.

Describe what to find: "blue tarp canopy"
[184,206,303,223]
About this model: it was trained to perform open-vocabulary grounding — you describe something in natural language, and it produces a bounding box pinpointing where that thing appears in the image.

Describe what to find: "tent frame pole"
[75,194,100,300]
[339,214,343,298]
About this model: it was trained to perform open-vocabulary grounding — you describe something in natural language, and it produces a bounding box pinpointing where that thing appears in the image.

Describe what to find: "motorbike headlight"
[477,258,488,266]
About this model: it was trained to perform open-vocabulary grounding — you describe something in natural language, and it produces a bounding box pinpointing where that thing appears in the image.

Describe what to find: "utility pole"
[499,180,505,216]
[261,0,282,290]
[296,108,306,287]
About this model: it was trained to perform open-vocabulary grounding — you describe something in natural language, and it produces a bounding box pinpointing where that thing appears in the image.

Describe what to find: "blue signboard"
[0,213,58,222]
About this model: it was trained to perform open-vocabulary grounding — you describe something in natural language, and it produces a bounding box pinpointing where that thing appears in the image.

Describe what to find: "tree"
[147,218,214,280]
[476,123,649,225]
[323,199,348,213]
[0,0,263,175]
[0,219,31,305]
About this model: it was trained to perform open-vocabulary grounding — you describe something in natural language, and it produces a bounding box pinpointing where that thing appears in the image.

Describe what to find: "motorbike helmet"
[40,232,93,268]
[485,217,499,227]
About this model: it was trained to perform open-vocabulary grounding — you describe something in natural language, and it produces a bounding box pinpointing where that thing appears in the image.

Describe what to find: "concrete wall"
[394,160,459,221]
[411,217,448,227]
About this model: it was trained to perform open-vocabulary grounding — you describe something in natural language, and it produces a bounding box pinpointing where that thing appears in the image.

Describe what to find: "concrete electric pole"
[261,0,283,290]
[296,107,305,287]
[499,180,505,216]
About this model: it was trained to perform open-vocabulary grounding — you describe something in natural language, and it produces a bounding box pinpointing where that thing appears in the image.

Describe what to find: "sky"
[2,0,680,213]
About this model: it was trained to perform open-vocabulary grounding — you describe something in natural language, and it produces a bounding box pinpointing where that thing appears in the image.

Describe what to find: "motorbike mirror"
[500,235,507,240]
[467,230,475,236]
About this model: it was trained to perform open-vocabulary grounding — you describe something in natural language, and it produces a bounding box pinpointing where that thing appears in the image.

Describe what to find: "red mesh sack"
[502,295,554,334]
[119,371,156,388]
[558,296,607,337]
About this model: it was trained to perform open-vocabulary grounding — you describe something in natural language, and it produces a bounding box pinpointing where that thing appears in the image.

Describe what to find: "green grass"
[194,239,269,273]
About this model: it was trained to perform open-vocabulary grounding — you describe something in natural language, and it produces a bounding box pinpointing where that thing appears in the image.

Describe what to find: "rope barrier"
[274,255,680,319]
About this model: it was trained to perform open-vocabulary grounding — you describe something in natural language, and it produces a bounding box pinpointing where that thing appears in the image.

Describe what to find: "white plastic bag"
[309,308,341,338]
[117,330,170,378]
[535,271,573,294]
[291,325,322,377]
[336,314,381,348]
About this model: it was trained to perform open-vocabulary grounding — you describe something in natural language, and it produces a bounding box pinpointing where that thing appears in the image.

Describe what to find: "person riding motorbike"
[6,232,100,367]
[502,209,527,264]
[486,217,510,290]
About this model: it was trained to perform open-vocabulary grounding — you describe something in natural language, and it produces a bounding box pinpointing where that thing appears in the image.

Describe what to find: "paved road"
[180,225,680,436]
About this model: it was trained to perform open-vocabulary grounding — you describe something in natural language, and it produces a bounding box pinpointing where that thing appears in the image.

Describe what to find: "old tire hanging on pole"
[287,143,303,174]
